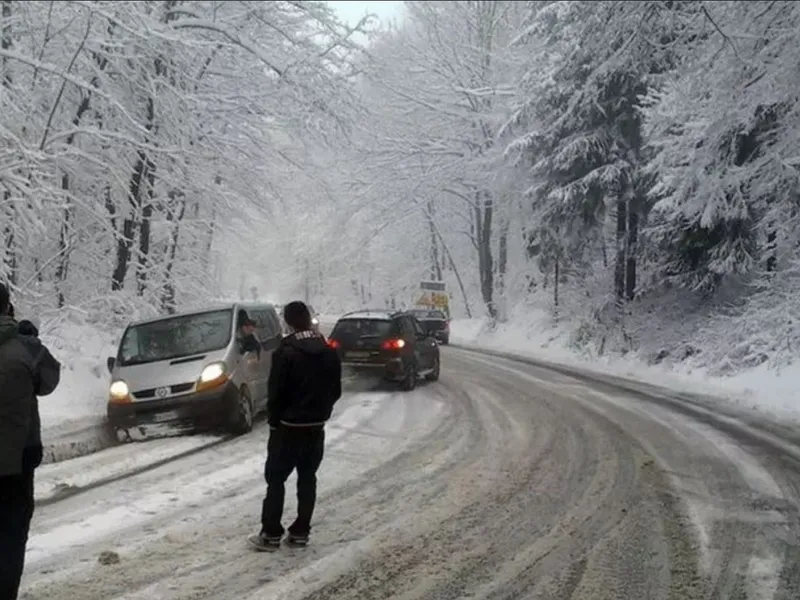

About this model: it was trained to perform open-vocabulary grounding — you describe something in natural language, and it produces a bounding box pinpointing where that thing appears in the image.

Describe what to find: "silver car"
[105,303,283,437]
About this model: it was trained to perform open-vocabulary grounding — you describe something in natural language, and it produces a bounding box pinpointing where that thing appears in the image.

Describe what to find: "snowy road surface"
[21,348,800,600]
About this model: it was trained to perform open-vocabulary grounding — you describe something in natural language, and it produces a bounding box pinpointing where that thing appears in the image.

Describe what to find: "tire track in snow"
[21,387,404,596]
[19,348,800,600]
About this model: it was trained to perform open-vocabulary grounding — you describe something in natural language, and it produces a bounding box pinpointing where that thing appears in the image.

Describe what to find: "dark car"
[408,309,450,345]
[327,309,440,391]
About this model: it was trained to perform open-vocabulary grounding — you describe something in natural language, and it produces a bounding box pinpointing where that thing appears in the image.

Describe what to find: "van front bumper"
[107,381,236,430]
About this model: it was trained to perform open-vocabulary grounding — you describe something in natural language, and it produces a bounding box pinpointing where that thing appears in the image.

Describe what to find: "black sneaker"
[247,532,281,552]
[286,533,309,547]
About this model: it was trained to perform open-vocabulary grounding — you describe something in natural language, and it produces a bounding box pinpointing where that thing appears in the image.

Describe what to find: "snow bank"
[39,319,116,430]
[39,322,116,429]
[450,312,800,423]
[31,317,119,462]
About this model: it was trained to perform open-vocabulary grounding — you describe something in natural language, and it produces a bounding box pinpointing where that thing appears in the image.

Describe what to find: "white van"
[105,303,282,437]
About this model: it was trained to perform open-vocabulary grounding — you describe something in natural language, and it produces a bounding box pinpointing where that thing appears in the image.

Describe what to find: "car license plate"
[152,411,179,423]
[346,351,370,359]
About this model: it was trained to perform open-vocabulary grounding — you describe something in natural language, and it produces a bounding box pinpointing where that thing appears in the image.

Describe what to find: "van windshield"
[118,309,233,366]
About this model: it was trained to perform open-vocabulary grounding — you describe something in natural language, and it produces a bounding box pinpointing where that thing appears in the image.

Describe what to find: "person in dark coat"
[248,301,341,551]
[0,285,61,599]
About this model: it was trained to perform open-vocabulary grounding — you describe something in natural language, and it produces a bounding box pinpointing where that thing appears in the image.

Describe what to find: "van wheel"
[230,386,254,435]
[401,360,417,392]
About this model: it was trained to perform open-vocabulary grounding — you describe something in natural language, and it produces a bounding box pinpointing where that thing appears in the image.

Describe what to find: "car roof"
[128,302,275,328]
[339,309,398,321]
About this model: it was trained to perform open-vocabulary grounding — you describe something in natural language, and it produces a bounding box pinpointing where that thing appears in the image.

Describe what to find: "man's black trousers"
[0,469,35,600]
[261,425,325,538]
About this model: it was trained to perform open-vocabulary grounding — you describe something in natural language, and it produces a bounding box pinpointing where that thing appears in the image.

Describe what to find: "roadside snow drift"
[449,314,800,423]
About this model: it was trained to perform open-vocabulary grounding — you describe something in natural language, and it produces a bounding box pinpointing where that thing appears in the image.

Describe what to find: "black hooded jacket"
[266,330,342,427]
[0,316,61,476]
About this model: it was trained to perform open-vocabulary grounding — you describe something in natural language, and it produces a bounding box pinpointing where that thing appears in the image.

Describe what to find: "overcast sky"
[327,1,405,31]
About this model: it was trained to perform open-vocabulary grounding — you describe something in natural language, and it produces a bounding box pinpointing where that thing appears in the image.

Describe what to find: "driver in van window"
[237,310,261,358]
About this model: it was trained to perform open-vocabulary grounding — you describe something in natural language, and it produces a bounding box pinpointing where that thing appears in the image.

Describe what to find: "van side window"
[120,327,139,359]
[265,310,281,338]
[237,309,251,331]
[252,309,280,341]
[250,310,267,341]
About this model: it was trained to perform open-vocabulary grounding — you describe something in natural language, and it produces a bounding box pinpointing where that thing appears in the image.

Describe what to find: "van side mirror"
[106,356,116,373]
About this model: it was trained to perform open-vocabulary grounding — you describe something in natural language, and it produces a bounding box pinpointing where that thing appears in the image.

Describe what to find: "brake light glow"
[381,338,406,350]
[328,339,340,349]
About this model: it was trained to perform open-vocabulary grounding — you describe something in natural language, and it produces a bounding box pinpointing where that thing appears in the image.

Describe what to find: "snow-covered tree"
[0,0,366,323]
[643,0,800,293]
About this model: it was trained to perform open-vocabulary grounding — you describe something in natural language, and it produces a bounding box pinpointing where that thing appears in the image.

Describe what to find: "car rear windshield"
[332,318,395,340]
[410,310,446,320]
[118,309,233,366]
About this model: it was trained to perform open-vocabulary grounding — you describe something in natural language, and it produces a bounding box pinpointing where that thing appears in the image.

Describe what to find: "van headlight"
[109,380,130,403]
[197,362,229,393]
[311,317,319,326]
[200,362,226,383]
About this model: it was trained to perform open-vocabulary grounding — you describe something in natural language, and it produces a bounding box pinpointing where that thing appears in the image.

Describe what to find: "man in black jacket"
[0,285,61,599]
[249,301,341,551]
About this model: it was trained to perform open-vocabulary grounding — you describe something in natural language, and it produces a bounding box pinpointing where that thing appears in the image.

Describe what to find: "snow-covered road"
[20,348,800,599]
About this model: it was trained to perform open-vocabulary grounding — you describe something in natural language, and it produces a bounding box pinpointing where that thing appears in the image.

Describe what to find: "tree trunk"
[766,226,777,273]
[112,150,150,290]
[601,232,608,268]
[112,215,136,291]
[204,213,216,276]
[56,92,98,307]
[136,202,153,295]
[136,157,156,295]
[496,220,509,321]
[427,200,443,281]
[2,0,16,286]
[498,220,508,296]
[2,191,15,286]
[614,199,626,304]
[554,258,560,317]
[161,193,186,314]
[476,191,495,318]
[55,174,72,307]
[625,202,638,301]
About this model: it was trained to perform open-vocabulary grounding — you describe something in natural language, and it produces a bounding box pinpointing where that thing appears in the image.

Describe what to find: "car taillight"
[381,338,406,350]
[328,339,340,349]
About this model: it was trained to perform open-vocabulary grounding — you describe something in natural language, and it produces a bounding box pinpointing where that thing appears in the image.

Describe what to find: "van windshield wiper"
[120,351,208,367]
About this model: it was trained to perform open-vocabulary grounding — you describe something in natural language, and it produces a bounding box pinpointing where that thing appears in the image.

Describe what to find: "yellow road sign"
[431,292,448,308]
[417,292,448,307]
